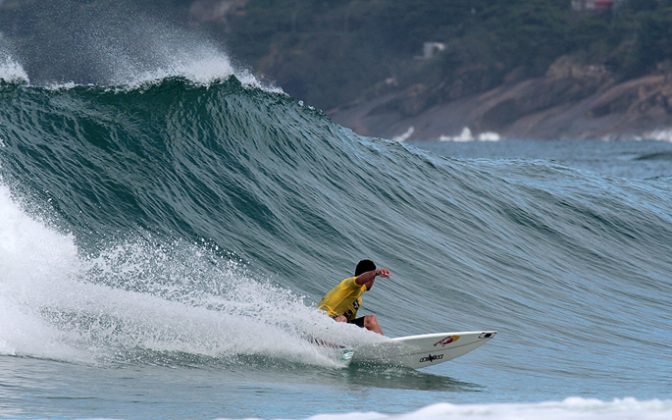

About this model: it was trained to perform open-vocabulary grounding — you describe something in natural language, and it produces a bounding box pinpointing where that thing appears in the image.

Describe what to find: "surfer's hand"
[376,268,391,278]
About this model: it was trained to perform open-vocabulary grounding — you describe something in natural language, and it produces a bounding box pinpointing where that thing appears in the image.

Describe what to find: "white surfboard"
[350,331,496,369]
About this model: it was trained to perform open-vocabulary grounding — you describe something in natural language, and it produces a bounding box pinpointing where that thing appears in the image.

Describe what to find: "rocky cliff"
[329,56,672,140]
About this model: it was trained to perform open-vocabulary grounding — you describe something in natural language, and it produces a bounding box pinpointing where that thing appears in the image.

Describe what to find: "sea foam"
[0,52,29,84]
[298,398,672,420]
[0,183,378,366]
[439,127,501,142]
[636,129,672,143]
[108,45,282,92]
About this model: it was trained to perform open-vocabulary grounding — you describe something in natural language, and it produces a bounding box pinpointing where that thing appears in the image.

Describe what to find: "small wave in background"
[298,398,672,420]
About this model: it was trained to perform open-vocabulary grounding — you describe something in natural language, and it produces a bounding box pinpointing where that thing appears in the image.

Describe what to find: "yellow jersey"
[318,276,367,321]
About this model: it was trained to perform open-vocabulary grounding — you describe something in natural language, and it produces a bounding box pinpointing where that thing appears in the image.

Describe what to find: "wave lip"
[110,52,283,93]
[37,54,283,92]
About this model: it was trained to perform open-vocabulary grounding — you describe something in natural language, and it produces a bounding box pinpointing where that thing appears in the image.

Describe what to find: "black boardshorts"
[348,316,366,328]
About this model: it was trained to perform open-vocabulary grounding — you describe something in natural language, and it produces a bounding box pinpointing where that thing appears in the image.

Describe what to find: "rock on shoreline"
[329,57,672,141]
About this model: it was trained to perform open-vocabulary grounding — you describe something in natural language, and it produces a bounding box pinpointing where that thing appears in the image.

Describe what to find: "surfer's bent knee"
[363,315,383,335]
[364,315,378,328]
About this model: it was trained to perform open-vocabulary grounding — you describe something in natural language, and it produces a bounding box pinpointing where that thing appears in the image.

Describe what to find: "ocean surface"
[1,52,671,419]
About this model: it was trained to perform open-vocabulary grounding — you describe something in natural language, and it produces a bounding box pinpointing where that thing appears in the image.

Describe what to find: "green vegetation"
[3,0,672,110]
[213,0,672,109]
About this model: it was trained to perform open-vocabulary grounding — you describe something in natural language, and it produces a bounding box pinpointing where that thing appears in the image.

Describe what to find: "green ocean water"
[1,74,671,419]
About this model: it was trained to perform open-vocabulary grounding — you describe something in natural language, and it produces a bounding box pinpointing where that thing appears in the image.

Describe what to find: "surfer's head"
[355,259,376,276]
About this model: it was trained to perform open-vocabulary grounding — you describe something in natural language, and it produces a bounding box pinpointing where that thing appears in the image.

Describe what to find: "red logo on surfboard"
[433,335,460,347]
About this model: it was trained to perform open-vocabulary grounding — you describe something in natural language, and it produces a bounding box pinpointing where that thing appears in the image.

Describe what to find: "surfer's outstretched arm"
[355,268,391,290]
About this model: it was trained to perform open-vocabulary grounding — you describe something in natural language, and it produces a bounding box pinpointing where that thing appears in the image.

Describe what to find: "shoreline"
[329,58,672,141]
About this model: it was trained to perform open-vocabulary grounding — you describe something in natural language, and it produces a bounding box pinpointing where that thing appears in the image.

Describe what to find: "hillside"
[199,0,672,139]
[3,0,672,139]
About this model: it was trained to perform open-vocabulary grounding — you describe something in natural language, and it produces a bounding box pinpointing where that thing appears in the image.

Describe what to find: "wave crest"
[0,53,29,84]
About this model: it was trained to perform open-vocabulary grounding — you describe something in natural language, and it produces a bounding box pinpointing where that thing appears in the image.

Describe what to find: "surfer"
[318,259,391,335]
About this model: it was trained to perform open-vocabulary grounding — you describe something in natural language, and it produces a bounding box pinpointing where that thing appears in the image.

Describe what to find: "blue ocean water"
[0,52,671,419]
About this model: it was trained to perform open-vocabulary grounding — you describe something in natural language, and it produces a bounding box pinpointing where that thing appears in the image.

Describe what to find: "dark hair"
[355,259,376,276]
